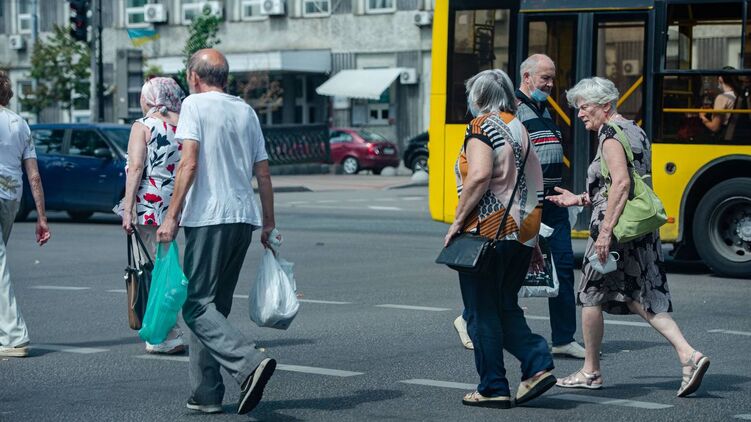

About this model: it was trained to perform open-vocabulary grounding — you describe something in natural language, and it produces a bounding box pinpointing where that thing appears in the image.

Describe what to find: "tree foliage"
[176,8,222,91]
[20,25,90,118]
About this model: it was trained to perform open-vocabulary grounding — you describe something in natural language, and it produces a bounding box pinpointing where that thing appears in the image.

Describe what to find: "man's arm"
[22,158,50,245]
[156,140,199,243]
[254,159,275,248]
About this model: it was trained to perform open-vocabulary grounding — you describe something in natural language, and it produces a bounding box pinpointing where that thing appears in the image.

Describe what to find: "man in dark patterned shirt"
[516,54,585,359]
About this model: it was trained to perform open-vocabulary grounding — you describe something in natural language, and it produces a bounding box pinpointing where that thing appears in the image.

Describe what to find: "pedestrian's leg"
[0,200,28,347]
[182,225,265,391]
[460,268,510,398]
[188,330,224,405]
[625,301,700,366]
[498,243,554,380]
[581,305,604,373]
[543,203,577,347]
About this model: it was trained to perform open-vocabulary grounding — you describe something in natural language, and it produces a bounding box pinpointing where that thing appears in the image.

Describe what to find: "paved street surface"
[1,175,749,421]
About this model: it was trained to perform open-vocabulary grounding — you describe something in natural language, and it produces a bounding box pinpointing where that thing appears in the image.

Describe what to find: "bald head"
[187,48,229,91]
[519,54,556,100]
[520,54,555,81]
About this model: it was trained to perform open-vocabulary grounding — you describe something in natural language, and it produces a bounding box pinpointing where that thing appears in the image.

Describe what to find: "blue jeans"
[459,241,554,397]
[542,200,577,347]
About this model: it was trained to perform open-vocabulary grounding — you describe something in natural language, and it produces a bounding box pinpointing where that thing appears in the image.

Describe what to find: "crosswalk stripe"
[135,355,362,377]
[376,304,452,312]
[367,206,402,211]
[400,379,672,409]
[708,329,751,337]
[525,314,650,328]
[32,344,109,354]
[30,285,90,291]
[107,289,127,293]
[298,299,352,305]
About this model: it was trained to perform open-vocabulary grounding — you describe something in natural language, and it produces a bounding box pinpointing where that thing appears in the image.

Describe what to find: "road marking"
[347,199,367,202]
[287,201,309,205]
[136,355,362,377]
[277,364,363,377]
[400,379,671,409]
[401,197,425,201]
[233,294,249,299]
[552,393,672,409]
[30,285,90,291]
[525,314,650,328]
[33,344,109,354]
[376,304,452,312]
[316,200,338,203]
[298,299,352,305]
[400,379,475,389]
[709,329,751,337]
[734,414,751,420]
[107,289,127,293]
[367,206,402,211]
[374,198,397,201]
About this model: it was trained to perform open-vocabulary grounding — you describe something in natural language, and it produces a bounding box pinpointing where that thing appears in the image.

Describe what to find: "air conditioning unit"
[622,59,641,76]
[261,0,285,16]
[144,4,167,23]
[413,11,433,26]
[9,35,25,50]
[201,1,223,18]
[399,69,418,85]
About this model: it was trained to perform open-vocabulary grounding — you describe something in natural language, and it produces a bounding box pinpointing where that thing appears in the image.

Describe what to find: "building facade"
[0,0,433,150]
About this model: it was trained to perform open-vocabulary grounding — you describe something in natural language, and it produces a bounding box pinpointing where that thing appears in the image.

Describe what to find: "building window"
[241,0,265,20]
[366,0,395,14]
[182,0,208,24]
[17,81,34,114]
[367,103,390,125]
[126,0,148,27]
[17,1,32,34]
[303,0,330,17]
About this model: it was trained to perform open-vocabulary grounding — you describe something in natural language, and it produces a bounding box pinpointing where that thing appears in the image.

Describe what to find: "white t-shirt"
[174,92,269,227]
[0,107,36,201]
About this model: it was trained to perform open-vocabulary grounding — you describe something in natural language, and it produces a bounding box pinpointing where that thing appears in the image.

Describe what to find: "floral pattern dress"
[578,120,672,315]
[131,117,181,226]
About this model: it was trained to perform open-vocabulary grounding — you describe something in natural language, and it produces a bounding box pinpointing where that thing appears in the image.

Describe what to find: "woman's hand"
[594,230,612,263]
[546,187,581,207]
[122,211,134,235]
[444,221,463,247]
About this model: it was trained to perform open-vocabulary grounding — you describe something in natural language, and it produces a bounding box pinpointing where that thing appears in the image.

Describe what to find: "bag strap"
[483,114,532,241]
[600,121,635,180]
[129,229,154,268]
[127,233,134,267]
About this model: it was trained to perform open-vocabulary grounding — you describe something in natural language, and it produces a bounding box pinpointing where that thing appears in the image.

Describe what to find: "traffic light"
[69,0,90,42]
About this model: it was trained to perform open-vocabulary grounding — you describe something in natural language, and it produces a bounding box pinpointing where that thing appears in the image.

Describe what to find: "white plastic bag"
[249,230,299,330]
[519,223,560,298]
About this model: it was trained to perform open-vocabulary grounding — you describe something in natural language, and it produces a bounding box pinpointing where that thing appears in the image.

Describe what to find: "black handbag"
[124,230,153,330]
[436,121,531,274]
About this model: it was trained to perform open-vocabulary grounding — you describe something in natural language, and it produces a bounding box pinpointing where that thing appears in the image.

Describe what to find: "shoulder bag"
[600,122,667,243]
[435,116,531,274]
[125,229,153,330]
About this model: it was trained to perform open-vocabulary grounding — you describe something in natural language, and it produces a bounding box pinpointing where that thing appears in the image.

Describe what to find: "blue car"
[17,123,131,221]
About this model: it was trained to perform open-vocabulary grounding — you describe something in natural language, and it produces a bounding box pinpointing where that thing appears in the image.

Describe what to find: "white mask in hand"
[588,251,620,274]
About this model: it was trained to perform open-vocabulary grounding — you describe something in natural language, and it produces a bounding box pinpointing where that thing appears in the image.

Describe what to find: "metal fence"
[262,124,330,165]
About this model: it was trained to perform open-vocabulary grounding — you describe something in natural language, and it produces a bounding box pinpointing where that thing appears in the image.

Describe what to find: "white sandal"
[556,369,603,390]
[677,350,710,397]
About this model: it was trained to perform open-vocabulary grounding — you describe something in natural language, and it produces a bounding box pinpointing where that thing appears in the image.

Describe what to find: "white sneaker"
[551,341,586,359]
[0,342,29,358]
[453,316,474,350]
[146,333,186,355]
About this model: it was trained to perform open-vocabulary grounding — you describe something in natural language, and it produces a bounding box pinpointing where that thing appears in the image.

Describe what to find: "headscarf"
[141,77,184,116]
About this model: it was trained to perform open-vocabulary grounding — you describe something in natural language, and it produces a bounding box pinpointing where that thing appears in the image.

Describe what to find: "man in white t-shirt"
[157,49,276,415]
[0,71,51,358]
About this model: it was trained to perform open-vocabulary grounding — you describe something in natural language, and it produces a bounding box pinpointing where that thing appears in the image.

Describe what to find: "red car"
[329,128,400,174]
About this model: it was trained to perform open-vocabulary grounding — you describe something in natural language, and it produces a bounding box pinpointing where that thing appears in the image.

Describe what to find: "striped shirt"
[515,90,564,193]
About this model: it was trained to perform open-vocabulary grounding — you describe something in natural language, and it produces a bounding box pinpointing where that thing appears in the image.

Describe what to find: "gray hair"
[465,69,517,115]
[187,51,229,88]
[566,77,619,110]
[519,54,554,79]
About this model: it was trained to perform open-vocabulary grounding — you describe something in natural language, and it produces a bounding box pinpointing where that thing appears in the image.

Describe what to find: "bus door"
[519,10,649,230]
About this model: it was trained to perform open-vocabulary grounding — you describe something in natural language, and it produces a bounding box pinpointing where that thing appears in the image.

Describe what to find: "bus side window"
[446,8,512,124]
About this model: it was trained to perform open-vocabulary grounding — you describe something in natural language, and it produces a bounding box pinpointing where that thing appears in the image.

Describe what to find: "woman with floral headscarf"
[118,76,185,354]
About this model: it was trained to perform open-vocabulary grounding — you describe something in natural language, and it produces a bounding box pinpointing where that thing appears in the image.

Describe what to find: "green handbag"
[600,122,667,243]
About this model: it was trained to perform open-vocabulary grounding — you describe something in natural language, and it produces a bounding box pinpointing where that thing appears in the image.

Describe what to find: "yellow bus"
[429,0,751,277]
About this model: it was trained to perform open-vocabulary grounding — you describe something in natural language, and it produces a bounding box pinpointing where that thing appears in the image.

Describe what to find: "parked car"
[402,131,428,173]
[17,123,130,221]
[328,128,400,174]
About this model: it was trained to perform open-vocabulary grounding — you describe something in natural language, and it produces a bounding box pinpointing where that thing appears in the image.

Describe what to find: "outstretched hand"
[545,187,580,208]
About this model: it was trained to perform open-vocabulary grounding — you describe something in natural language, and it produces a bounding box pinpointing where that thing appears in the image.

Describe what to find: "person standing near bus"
[516,54,585,359]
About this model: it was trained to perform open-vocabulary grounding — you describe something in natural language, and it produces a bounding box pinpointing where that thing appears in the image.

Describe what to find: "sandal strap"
[561,370,601,386]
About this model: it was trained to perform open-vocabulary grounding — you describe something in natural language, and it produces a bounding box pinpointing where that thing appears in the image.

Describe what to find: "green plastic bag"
[138,241,188,344]
[600,122,667,243]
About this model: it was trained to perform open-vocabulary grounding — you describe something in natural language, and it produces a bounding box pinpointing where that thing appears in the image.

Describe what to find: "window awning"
[316,68,412,100]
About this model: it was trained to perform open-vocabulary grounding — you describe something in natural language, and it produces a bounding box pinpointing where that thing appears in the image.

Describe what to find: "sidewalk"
[256,174,423,192]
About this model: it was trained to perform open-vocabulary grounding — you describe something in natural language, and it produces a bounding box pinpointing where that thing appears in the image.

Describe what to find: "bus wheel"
[693,177,751,278]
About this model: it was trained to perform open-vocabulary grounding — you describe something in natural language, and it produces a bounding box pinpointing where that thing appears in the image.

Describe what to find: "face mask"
[467,98,480,117]
[530,88,550,102]
[587,251,620,274]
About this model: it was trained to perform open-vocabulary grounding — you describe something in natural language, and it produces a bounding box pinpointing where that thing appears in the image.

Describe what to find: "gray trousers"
[182,223,265,404]
[0,199,29,347]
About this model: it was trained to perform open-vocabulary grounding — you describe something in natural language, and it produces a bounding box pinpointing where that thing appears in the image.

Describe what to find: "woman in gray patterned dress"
[546,77,709,397]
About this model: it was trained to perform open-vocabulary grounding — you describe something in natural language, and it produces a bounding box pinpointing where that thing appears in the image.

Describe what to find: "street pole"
[97,0,105,122]
[31,0,38,122]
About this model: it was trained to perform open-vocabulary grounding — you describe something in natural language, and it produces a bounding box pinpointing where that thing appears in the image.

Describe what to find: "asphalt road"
[1,185,749,421]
